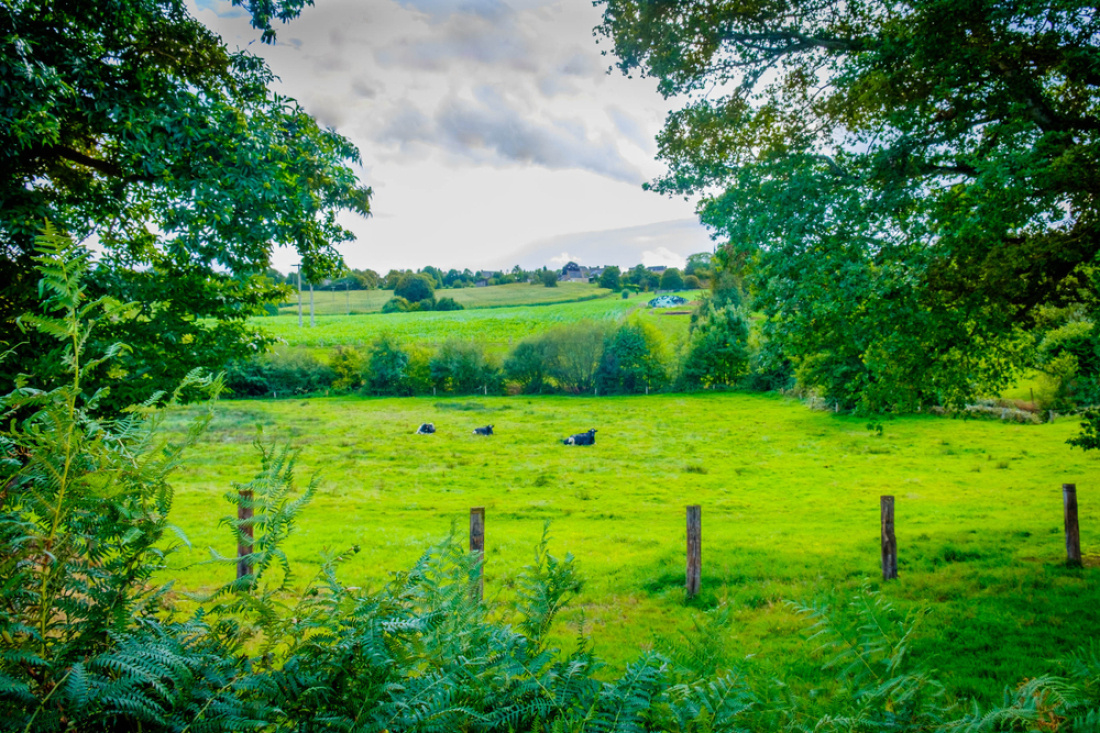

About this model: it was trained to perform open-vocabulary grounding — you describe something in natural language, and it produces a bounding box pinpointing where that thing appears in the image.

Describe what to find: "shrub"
[684,274,702,290]
[430,340,501,394]
[504,339,553,393]
[364,334,413,395]
[542,321,609,393]
[381,295,411,313]
[435,296,464,311]
[330,345,365,391]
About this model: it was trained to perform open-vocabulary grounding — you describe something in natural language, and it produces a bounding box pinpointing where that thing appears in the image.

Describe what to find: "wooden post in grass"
[1064,484,1082,568]
[881,496,897,581]
[237,489,254,581]
[470,507,485,600]
[686,505,701,598]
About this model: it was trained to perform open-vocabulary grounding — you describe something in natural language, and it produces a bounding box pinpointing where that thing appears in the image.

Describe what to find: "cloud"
[502,219,715,269]
[641,246,686,269]
[607,106,652,151]
[376,94,644,183]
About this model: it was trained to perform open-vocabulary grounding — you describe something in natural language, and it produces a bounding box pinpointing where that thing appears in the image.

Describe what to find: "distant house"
[475,279,489,287]
[646,265,668,274]
[559,261,590,282]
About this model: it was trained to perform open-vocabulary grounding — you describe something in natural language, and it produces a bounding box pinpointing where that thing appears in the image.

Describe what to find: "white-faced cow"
[415,423,436,435]
[563,428,596,446]
[473,425,494,436]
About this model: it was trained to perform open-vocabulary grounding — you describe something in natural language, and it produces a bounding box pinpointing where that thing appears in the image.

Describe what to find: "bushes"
[225,347,335,397]
[430,340,501,394]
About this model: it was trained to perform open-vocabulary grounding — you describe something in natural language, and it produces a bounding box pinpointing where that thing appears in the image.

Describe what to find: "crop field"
[161,391,1099,704]
[259,291,698,350]
[275,282,614,316]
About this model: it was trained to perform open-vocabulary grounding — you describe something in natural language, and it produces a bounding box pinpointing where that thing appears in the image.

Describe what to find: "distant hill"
[498,218,716,270]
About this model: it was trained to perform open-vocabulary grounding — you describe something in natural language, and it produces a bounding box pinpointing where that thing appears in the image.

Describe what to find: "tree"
[394,273,435,303]
[599,266,622,290]
[597,0,1100,411]
[659,267,685,291]
[540,269,559,287]
[1,0,371,411]
[596,322,666,393]
[365,334,412,395]
[680,304,752,389]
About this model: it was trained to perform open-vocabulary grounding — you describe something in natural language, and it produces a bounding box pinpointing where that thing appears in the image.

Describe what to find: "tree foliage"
[597,0,1100,411]
[0,0,371,412]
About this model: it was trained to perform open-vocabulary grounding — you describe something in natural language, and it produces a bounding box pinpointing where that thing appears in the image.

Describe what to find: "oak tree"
[598,0,1100,410]
[1,0,371,409]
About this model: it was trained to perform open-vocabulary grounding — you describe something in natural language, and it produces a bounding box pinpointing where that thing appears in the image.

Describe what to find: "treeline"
[264,252,717,294]
[225,300,767,398]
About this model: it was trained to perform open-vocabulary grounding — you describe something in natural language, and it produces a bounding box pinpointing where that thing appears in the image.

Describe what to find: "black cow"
[473,425,494,436]
[415,423,436,435]
[563,428,596,446]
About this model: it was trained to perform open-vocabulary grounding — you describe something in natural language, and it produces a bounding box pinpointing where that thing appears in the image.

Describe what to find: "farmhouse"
[559,261,589,282]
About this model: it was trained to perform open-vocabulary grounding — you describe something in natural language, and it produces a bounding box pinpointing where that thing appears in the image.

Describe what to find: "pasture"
[275,282,614,316]
[161,391,1100,704]
[260,290,697,352]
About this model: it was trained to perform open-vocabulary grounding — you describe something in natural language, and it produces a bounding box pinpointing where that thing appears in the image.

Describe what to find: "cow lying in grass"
[563,429,596,446]
[415,423,435,435]
[473,425,494,436]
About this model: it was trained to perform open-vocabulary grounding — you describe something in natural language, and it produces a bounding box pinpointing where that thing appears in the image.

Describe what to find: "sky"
[189,0,717,275]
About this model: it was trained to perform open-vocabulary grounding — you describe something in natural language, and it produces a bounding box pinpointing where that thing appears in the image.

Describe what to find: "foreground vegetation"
[4,238,1098,732]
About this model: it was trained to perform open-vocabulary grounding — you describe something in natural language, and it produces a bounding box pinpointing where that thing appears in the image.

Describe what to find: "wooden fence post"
[686,505,701,598]
[1064,484,1082,568]
[881,495,897,580]
[237,489,254,581]
[470,507,485,600]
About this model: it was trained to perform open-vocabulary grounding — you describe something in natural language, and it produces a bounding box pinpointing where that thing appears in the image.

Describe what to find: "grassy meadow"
[161,391,1100,704]
[260,290,699,353]
[276,282,615,316]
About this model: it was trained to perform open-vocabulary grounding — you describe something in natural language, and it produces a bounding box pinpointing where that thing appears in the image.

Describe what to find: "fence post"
[881,495,897,580]
[686,505,701,598]
[237,489,254,581]
[470,507,485,600]
[1064,484,1082,568]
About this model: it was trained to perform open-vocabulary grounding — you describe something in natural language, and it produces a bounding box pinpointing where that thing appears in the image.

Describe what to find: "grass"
[159,391,1100,704]
[259,291,697,352]
[276,282,615,316]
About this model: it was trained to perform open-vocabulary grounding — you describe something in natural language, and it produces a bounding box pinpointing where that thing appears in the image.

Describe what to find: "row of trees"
[225,301,756,398]
[267,256,718,295]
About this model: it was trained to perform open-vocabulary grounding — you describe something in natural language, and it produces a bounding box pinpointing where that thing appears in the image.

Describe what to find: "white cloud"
[641,246,687,269]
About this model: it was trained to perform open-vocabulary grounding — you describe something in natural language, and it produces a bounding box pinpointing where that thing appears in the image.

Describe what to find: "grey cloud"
[375,95,643,184]
[498,219,716,270]
[352,79,382,99]
[395,0,513,22]
[607,106,653,151]
[377,14,535,71]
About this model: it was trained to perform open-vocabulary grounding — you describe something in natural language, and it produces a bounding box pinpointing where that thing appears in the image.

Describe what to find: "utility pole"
[309,282,315,327]
[346,280,350,316]
[296,263,303,328]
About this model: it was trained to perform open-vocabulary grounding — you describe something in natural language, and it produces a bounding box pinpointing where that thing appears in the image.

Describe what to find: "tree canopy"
[597,0,1100,411]
[1,0,371,409]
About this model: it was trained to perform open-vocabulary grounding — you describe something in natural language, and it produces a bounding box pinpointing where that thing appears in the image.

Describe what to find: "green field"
[162,391,1099,704]
[260,290,698,351]
[277,282,615,316]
